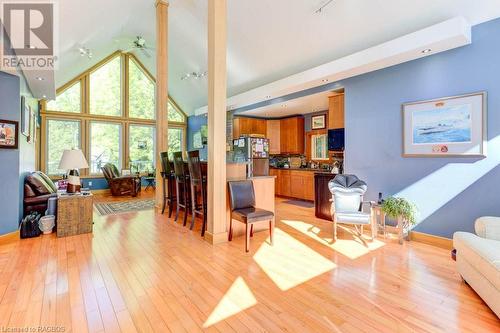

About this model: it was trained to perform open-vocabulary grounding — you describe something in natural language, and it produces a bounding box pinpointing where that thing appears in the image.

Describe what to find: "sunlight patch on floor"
[281,220,386,260]
[253,228,336,291]
[204,277,257,328]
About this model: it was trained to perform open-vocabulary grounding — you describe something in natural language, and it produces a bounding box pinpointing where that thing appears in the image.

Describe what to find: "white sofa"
[453,217,500,318]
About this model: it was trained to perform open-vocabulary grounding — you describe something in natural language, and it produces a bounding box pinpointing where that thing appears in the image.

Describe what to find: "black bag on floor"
[20,212,42,239]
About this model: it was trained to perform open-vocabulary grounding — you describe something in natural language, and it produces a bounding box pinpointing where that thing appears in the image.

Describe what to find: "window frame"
[311,133,329,161]
[44,117,82,175]
[40,51,188,178]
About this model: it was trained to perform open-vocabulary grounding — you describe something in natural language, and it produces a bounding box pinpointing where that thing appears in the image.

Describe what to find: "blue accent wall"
[343,18,500,238]
[187,114,208,160]
[0,71,38,235]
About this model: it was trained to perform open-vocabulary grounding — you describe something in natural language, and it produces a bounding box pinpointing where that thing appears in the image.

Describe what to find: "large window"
[90,122,122,173]
[41,52,187,177]
[129,125,155,173]
[129,58,155,120]
[90,56,121,116]
[46,81,81,113]
[46,119,80,174]
[311,134,328,160]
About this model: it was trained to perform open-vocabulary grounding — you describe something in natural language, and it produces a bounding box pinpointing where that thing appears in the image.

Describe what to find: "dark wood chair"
[101,163,141,197]
[228,180,275,252]
[187,150,207,236]
[159,152,176,217]
[172,152,190,226]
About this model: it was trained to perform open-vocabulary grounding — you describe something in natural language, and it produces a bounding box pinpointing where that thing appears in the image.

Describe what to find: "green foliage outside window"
[90,56,121,116]
[90,122,121,173]
[47,120,80,174]
[46,82,80,113]
[168,128,183,159]
[129,125,155,172]
[168,102,185,122]
[129,59,155,120]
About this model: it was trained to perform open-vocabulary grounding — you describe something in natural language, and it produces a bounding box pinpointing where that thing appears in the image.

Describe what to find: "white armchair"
[453,217,500,318]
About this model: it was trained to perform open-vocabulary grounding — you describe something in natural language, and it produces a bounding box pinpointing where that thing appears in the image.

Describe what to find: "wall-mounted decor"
[27,107,35,144]
[403,92,487,157]
[0,119,19,149]
[21,96,30,137]
[311,114,326,130]
[193,131,203,149]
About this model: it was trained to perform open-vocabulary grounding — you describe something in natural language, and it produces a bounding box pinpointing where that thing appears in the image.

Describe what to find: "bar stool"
[172,152,190,226]
[159,152,176,217]
[187,150,207,236]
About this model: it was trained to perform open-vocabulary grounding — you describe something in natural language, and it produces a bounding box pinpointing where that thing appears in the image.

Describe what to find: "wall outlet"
[88,181,92,188]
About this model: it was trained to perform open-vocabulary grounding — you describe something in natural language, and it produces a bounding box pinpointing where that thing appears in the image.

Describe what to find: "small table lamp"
[58,149,89,193]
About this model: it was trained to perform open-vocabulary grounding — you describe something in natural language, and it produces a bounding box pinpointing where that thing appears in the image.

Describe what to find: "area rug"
[94,199,155,216]
[282,200,315,208]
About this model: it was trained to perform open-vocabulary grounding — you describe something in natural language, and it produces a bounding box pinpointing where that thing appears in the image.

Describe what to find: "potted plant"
[381,197,417,243]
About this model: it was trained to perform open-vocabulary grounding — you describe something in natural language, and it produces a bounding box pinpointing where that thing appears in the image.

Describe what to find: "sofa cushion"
[475,217,500,241]
[26,172,56,195]
[453,231,500,289]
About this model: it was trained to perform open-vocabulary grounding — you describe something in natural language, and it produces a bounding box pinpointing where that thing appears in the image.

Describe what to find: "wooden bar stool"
[228,180,275,252]
[159,152,176,217]
[187,150,207,236]
[172,152,190,226]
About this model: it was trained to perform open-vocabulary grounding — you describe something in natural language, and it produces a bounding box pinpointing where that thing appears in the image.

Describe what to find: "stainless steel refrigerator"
[232,136,270,178]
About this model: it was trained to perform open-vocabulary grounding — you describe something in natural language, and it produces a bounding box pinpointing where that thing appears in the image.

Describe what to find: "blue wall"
[0,71,38,235]
[343,18,500,238]
[187,114,208,160]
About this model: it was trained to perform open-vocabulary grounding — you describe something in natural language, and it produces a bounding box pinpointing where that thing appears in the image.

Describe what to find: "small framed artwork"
[21,96,30,137]
[403,92,487,157]
[311,114,326,130]
[0,119,19,149]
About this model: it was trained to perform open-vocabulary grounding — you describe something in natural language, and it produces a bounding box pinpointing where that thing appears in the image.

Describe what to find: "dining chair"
[172,152,190,226]
[187,150,207,236]
[159,152,176,217]
[227,180,275,252]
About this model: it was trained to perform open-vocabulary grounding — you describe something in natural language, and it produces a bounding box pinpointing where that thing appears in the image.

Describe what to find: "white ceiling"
[50,0,500,115]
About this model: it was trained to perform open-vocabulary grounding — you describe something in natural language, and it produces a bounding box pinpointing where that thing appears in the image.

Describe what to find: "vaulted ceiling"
[54,0,500,115]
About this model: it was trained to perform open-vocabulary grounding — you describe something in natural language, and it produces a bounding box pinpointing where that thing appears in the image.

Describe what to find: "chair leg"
[161,178,166,214]
[333,219,337,242]
[190,183,196,230]
[175,180,180,222]
[245,224,250,253]
[201,185,207,237]
[183,182,188,227]
[250,224,254,237]
[228,214,233,241]
[269,218,275,246]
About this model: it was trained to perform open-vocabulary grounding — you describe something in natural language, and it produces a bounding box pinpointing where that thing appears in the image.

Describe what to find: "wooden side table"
[372,204,409,244]
[57,192,93,237]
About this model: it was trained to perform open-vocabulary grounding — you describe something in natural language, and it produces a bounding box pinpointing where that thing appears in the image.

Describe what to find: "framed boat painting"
[402,92,487,157]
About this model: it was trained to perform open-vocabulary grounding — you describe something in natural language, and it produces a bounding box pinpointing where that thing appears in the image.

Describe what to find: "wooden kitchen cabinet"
[290,172,305,199]
[280,170,291,197]
[280,116,305,154]
[233,117,267,138]
[272,168,314,201]
[328,93,344,129]
[266,119,281,154]
[303,172,315,201]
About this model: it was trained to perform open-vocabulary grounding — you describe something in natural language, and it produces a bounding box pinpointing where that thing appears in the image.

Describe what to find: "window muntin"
[90,122,122,173]
[46,81,81,113]
[129,125,155,173]
[89,56,122,117]
[129,58,155,120]
[46,119,81,175]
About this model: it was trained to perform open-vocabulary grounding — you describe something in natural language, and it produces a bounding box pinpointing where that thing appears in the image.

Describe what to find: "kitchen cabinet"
[272,168,314,201]
[266,119,281,154]
[233,117,267,138]
[279,116,305,154]
[328,93,344,129]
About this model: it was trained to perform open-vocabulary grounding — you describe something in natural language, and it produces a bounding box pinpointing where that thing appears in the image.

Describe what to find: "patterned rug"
[94,199,155,216]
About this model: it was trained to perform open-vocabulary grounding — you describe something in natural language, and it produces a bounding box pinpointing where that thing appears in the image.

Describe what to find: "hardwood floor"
[0,192,498,332]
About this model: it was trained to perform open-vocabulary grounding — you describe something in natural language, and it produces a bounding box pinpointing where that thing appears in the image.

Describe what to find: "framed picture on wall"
[0,119,19,149]
[311,114,326,130]
[402,92,487,157]
[193,131,203,149]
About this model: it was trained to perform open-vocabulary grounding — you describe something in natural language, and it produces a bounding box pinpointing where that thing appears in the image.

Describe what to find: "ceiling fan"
[121,36,155,58]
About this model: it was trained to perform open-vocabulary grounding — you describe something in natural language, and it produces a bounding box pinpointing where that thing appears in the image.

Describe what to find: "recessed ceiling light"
[265,95,271,99]
[322,79,329,83]
[422,48,432,54]
[281,104,287,108]
[42,95,47,98]
[36,77,44,81]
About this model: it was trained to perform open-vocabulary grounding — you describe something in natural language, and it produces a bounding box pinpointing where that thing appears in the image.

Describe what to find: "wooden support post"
[205,0,228,244]
[155,0,169,209]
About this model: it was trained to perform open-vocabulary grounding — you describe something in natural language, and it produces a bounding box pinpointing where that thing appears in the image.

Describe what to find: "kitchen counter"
[270,166,333,174]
